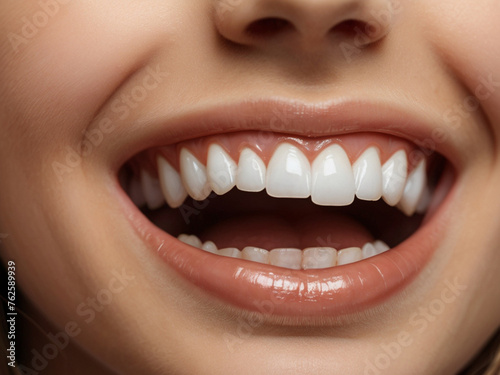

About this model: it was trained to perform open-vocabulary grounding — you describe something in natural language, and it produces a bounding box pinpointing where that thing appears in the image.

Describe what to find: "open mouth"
[115,101,456,317]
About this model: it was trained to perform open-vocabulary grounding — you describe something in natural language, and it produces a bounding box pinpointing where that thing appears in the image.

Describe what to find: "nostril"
[245,18,293,38]
[332,19,367,38]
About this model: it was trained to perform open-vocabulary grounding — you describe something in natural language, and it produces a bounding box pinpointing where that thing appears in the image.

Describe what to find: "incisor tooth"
[302,247,337,269]
[269,248,302,269]
[207,144,237,195]
[311,145,356,206]
[236,148,266,192]
[266,143,311,198]
[242,247,269,264]
[201,241,218,254]
[353,147,383,201]
[337,247,362,265]
[157,156,188,208]
[180,148,211,201]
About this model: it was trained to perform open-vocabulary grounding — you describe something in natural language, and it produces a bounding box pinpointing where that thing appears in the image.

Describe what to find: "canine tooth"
[266,143,311,198]
[128,176,146,207]
[269,248,302,269]
[140,169,165,209]
[207,144,237,195]
[337,247,362,265]
[242,246,269,264]
[302,247,337,269]
[398,159,426,216]
[361,242,388,259]
[311,145,355,206]
[236,148,266,192]
[353,147,383,201]
[180,148,211,201]
[381,150,407,206]
[178,234,202,248]
[201,241,218,254]
[218,248,242,258]
[373,240,390,253]
[157,156,188,208]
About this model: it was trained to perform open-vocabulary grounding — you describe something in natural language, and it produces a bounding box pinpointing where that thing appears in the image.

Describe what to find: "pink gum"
[147,131,428,174]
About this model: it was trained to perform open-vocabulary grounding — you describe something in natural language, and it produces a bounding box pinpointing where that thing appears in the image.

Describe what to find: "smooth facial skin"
[1,0,500,374]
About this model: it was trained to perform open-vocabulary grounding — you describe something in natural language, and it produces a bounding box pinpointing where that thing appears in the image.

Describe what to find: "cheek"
[422,0,500,140]
[0,1,183,155]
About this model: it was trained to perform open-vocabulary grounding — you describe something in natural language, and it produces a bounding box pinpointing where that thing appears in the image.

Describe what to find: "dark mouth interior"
[120,152,447,251]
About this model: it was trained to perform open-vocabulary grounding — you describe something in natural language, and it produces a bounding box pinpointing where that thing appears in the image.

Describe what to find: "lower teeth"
[177,234,390,270]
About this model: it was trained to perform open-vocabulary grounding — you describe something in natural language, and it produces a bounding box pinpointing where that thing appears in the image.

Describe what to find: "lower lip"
[119,183,453,318]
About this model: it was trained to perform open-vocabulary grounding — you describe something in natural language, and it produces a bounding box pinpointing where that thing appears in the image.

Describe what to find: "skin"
[1,0,499,374]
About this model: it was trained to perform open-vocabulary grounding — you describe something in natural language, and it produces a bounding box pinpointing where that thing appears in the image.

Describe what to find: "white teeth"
[157,156,188,208]
[140,169,165,210]
[353,147,383,201]
[218,247,242,258]
[242,246,269,264]
[180,148,211,201]
[373,240,390,253]
[236,148,266,192]
[361,242,390,259]
[311,145,356,206]
[398,159,427,216]
[151,143,429,217]
[381,150,407,206]
[269,248,303,269]
[337,247,363,266]
[177,235,392,269]
[178,234,202,248]
[201,240,218,254]
[302,247,337,269]
[207,144,237,195]
[266,143,311,198]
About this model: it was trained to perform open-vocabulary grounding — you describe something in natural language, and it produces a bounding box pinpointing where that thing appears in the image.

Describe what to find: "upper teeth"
[137,142,428,216]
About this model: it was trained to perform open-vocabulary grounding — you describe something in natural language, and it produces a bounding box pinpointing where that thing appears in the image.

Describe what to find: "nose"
[214,0,395,51]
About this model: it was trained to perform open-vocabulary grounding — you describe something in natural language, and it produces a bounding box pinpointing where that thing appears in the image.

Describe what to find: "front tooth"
[236,148,266,192]
[201,241,218,254]
[381,150,407,206]
[311,145,356,206]
[302,247,337,269]
[157,156,188,208]
[242,246,269,264]
[178,234,202,248]
[207,144,237,195]
[337,247,362,265]
[269,248,302,269]
[398,159,426,216]
[353,147,383,201]
[180,148,211,201]
[416,184,432,214]
[218,248,242,258]
[140,169,165,209]
[266,143,311,198]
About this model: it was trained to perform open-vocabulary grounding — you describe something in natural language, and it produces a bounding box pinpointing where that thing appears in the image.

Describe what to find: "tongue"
[200,212,374,250]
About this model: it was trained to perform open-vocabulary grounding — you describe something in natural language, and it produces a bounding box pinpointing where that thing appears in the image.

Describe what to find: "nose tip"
[215,0,395,51]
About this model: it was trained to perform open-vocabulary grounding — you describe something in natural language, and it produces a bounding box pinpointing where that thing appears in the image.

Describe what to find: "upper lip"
[113,98,461,171]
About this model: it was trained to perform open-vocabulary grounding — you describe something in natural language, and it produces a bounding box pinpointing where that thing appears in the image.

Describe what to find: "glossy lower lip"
[117,99,457,317]
[120,176,454,317]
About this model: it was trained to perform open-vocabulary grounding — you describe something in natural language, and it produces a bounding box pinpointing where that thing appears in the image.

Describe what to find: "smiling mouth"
[116,100,456,317]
